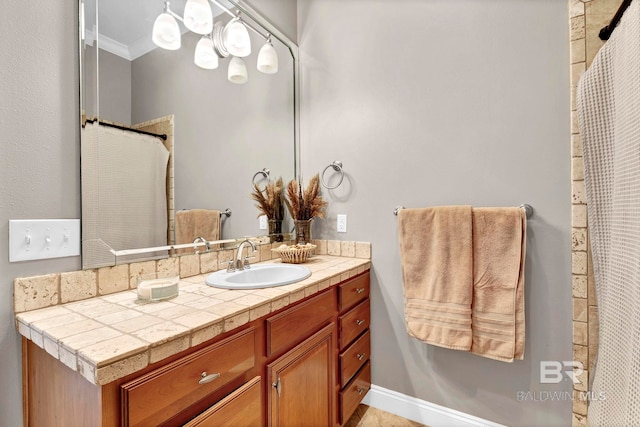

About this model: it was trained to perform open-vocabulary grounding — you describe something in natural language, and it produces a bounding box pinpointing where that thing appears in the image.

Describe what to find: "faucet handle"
[225,259,235,273]
[243,256,257,269]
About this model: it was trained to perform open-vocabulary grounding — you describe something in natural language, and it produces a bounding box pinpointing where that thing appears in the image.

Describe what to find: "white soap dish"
[137,277,179,302]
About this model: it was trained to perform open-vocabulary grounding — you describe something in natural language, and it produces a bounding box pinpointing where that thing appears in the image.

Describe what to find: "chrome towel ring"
[321,161,344,189]
[252,168,270,189]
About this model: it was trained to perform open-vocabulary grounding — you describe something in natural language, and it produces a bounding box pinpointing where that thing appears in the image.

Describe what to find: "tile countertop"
[16,255,371,387]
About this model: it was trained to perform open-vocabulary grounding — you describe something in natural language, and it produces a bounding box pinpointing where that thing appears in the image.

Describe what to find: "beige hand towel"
[175,209,221,254]
[471,207,526,362]
[398,206,474,351]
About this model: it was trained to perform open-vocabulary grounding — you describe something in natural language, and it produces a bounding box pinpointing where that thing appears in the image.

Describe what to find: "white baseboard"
[362,384,506,427]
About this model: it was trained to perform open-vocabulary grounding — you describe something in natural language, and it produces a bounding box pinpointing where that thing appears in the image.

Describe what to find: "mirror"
[80,0,299,268]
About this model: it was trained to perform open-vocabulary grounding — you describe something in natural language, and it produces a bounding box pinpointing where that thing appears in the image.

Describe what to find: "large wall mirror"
[80,0,299,268]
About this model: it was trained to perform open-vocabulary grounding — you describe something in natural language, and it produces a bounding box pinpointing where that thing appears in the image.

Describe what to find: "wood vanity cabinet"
[22,270,370,427]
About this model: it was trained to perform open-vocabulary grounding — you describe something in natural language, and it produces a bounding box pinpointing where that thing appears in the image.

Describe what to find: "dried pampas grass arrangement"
[285,174,328,220]
[250,177,285,220]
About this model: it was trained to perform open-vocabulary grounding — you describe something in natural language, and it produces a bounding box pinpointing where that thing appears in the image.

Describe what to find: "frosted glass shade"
[224,19,251,57]
[152,13,181,50]
[228,56,248,84]
[184,0,213,35]
[257,42,278,74]
[194,36,219,69]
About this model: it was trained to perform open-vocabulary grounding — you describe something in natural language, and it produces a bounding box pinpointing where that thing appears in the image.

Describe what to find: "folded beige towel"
[175,209,221,254]
[398,206,474,351]
[471,207,526,362]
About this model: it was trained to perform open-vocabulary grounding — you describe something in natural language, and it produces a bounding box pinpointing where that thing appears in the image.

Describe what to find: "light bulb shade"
[184,0,213,35]
[223,19,251,57]
[152,13,181,50]
[257,42,278,74]
[194,36,219,69]
[228,56,248,84]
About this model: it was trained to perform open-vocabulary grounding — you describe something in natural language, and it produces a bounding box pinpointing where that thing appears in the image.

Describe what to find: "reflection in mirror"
[80,0,298,268]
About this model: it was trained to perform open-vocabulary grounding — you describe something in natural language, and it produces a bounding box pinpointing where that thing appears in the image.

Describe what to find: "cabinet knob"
[198,371,221,385]
[272,377,282,397]
[357,387,367,396]
[355,319,365,326]
[356,353,366,361]
[355,288,365,294]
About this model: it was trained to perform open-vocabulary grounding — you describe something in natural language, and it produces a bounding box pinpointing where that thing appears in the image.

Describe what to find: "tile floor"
[345,404,427,427]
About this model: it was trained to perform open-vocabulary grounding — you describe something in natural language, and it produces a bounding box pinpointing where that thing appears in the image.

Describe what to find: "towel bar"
[393,204,534,219]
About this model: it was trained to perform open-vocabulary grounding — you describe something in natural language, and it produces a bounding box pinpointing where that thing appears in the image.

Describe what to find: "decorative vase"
[294,218,313,244]
[268,219,283,243]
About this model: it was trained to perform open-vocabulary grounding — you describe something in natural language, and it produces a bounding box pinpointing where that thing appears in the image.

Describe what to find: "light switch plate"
[259,215,268,230]
[9,219,80,262]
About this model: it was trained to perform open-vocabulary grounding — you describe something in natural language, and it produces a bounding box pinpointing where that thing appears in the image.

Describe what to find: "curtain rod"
[84,118,168,141]
[599,0,633,40]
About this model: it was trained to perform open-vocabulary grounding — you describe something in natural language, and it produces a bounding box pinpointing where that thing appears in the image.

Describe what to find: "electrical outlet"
[337,214,347,233]
[259,215,268,230]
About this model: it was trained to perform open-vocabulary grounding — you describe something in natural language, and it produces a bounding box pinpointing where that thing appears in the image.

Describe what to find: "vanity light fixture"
[183,0,214,35]
[151,0,278,83]
[194,35,219,69]
[223,16,251,57]
[151,2,181,50]
[228,56,248,84]
[257,36,278,74]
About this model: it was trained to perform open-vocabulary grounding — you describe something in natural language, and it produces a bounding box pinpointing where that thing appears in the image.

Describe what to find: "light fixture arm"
[206,0,269,41]
[164,1,184,23]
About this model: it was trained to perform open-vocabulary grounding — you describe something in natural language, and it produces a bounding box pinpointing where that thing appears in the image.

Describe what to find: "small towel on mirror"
[175,209,221,254]
[398,206,474,351]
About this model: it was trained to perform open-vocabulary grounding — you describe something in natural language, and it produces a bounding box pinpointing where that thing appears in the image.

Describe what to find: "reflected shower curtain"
[577,1,640,424]
[82,122,170,266]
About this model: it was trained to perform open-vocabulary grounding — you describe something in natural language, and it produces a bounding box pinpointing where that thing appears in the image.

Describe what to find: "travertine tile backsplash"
[14,239,371,314]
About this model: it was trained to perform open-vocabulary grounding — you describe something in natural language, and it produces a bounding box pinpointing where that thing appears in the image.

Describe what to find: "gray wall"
[83,45,132,124]
[0,2,81,426]
[298,0,571,425]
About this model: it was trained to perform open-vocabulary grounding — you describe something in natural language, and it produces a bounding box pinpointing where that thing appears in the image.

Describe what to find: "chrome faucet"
[235,239,257,271]
[193,236,210,254]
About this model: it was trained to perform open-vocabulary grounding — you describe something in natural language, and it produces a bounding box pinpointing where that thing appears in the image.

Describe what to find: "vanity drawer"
[339,362,371,425]
[339,330,370,387]
[339,299,370,349]
[121,327,255,427]
[183,376,263,427]
[338,272,370,312]
[266,289,335,356]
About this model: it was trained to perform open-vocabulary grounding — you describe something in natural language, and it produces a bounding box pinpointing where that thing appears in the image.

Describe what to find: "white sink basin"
[205,263,311,289]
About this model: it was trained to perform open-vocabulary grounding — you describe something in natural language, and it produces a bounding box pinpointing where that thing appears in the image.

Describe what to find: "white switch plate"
[259,215,268,230]
[9,219,80,262]
[337,214,347,233]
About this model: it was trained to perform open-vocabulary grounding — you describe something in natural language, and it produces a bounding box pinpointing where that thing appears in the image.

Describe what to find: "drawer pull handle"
[356,353,366,361]
[272,377,282,397]
[198,371,221,385]
[355,288,365,294]
[357,387,367,396]
[355,319,365,326]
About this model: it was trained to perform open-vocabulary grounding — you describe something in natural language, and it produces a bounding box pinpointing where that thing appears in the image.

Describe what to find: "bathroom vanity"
[17,255,370,426]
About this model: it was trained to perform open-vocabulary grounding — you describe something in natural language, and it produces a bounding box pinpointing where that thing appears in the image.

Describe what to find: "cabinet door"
[183,376,263,427]
[267,323,335,427]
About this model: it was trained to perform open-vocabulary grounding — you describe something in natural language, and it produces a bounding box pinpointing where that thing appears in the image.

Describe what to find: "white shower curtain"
[82,121,170,266]
[577,1,640,424]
